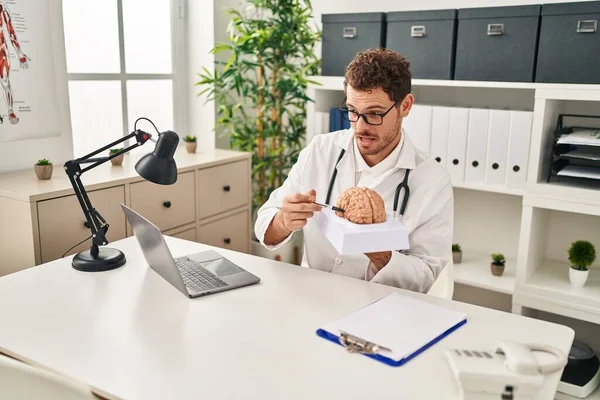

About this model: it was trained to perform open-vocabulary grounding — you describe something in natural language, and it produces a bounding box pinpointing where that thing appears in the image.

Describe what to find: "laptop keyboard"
[175,257,228,292]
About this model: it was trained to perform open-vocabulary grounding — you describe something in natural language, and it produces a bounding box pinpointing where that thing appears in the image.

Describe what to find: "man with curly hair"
[255,48,453,293]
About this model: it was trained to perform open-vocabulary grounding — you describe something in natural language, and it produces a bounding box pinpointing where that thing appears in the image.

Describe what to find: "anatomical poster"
[0,0,61,142]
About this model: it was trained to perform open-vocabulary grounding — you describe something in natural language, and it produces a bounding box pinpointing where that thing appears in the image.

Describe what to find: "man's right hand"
[263,190,322,246]
[279,190,322,232]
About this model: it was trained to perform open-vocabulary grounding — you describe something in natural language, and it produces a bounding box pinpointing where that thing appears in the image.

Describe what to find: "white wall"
[187,0,216,151]
[213,0,245,149]
[0,0,73,173]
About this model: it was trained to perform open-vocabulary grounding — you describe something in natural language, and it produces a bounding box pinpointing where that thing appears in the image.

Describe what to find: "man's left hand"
[365,251,392,270]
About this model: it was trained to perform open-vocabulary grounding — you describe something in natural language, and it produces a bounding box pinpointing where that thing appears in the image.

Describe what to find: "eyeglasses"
[338,97,401,126]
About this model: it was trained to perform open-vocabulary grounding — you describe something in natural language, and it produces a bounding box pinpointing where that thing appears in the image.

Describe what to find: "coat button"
[334,257,342,265]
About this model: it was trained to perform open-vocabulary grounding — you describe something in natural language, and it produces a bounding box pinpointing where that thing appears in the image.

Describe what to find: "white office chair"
[427,259,454,299]
[0,354,96,400]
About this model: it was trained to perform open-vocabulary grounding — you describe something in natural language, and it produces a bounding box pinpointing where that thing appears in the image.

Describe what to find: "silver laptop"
[121,204,260,298]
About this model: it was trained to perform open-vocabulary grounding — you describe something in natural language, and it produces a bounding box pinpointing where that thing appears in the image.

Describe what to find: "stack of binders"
[402,105,534,190]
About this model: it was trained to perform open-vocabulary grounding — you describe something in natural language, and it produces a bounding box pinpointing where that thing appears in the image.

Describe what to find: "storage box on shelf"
[0,149,252,277]
[454,5,541,82]
[385,9,457,80]
[536,1,600,84]
[321,3,600,85]
[321,12,386,77]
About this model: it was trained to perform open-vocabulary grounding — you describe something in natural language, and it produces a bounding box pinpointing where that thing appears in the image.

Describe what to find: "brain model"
[335,187,387,224]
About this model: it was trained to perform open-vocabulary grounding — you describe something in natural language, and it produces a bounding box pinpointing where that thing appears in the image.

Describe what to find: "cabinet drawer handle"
[513,165,520,172]
[487,23,504,36]
[343,27,357,38]
[223,185,231,192]
[411,25,426,38]
[224,238,231,244]
[472,161,479,167]
[435,157,441,163]
[163,201,172,208]
[492,163,499,170]
[83,221,90,229]
[577,20,597,33]
[453,159,459,165]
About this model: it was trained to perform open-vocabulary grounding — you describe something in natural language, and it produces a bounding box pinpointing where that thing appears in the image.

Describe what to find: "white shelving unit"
[306,75,600,337]
[515,259,600,324]
[453,254,516,295]
[453,181,524,197]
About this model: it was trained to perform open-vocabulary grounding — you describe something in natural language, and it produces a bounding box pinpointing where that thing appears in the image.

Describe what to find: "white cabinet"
[0,149,252,276]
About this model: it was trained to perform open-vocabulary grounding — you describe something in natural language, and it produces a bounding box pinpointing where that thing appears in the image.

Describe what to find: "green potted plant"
[109,148,124,166]
[195,0,320,264]
[34,159,53,180]
[491,253,505,276]
[183,135,197,153]
[568,240,596,288]
[452,244,462,264]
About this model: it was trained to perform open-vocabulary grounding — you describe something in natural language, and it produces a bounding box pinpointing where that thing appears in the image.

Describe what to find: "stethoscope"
[324,148,411,218]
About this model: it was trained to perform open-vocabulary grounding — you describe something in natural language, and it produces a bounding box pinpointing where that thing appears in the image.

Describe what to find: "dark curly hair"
[343,48,412,103]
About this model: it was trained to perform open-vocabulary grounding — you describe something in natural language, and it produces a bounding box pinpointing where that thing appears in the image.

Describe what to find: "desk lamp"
[64,117,179,272]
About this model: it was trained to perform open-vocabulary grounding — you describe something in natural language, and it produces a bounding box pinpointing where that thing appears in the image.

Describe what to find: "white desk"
[0,236,573,400]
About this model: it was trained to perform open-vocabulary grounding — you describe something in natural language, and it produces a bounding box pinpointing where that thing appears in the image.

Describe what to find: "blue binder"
[315,292,467,367]
[329,108,350,132]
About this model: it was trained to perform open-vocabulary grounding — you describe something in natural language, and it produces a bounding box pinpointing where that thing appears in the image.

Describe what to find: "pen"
[275,202,345,213]
[314,202,345,213]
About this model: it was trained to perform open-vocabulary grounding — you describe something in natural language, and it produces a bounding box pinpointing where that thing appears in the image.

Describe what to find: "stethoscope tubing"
[325,148,410,218]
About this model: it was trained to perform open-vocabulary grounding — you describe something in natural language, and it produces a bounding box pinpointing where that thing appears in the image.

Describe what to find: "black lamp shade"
[135,130,179,185]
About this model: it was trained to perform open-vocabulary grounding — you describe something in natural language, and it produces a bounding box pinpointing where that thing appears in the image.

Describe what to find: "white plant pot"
[569,268,589,288]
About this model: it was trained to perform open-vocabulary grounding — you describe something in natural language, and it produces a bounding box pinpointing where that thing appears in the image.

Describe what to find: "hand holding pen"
[276,190,344,232]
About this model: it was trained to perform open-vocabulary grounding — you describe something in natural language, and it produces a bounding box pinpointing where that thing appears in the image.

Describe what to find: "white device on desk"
[445,340,567,400]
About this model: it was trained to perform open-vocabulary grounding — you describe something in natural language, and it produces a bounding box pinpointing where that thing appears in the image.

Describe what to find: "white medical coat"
[254,128,454,293]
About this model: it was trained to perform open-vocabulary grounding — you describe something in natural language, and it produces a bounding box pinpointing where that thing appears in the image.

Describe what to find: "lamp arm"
[63,130,153,257]
[74,130,152,173]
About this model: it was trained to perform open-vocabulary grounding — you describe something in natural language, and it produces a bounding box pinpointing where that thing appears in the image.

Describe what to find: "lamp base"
[72,247,126,272]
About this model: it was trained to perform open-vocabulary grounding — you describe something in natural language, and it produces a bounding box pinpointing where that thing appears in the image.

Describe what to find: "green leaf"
[195,0,319,210]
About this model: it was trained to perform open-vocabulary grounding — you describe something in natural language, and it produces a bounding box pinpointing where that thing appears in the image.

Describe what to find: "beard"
[356,116,402,156]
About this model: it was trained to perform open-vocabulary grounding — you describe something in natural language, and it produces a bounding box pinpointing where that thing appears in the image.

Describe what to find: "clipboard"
[316,292,467,367]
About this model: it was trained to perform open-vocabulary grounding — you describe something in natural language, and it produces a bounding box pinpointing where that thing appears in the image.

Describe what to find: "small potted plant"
[452,244,462,264]
[568,240,596,288]
[183,135,197,153]
[109,148,124,166]
[34,159,53,180]
[491,253,505,276]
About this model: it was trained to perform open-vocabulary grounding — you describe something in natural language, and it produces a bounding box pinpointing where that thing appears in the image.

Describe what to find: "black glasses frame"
[338,97,401,126]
